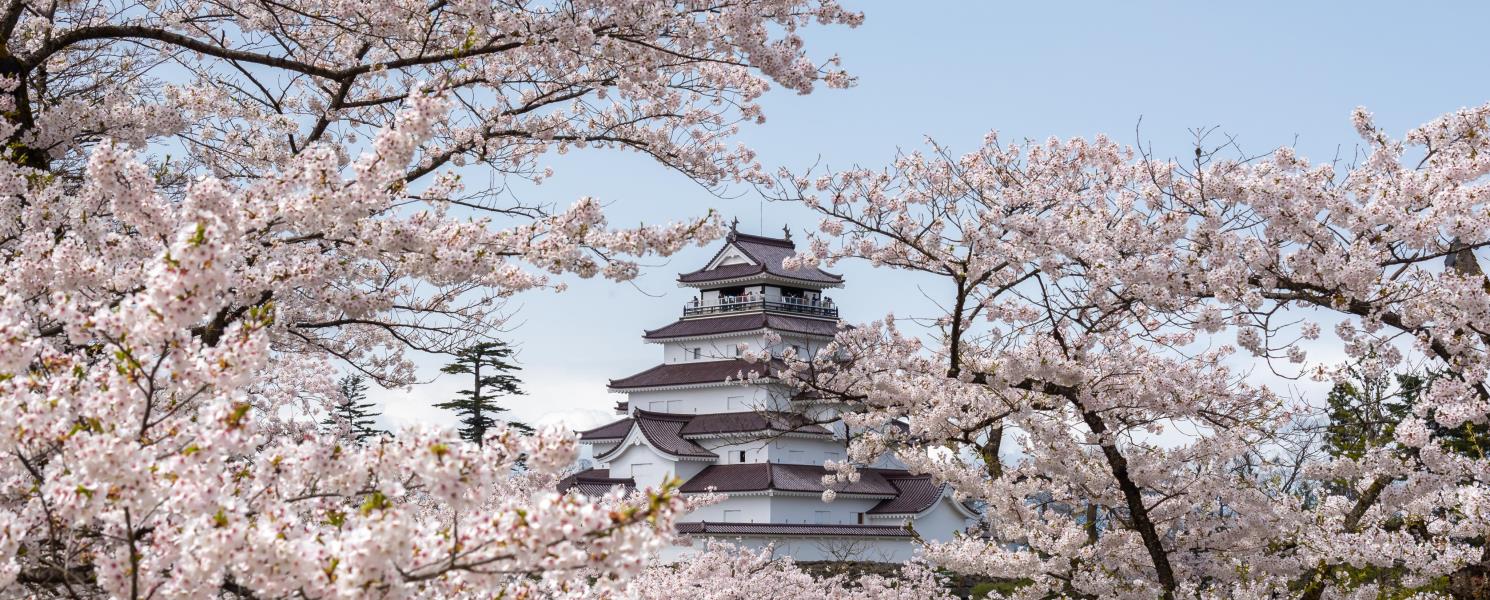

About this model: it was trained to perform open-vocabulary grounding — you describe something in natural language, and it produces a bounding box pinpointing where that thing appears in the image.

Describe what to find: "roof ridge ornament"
[782,224,791,241]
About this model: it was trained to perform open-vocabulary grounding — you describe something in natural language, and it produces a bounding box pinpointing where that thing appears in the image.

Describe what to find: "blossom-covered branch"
[776,106,1490,598]
[0,0,861,596]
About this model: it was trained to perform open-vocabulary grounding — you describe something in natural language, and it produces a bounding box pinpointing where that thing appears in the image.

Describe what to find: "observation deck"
[681,296,838,319]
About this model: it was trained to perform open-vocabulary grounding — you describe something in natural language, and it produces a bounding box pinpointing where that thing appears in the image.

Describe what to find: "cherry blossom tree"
[623,541,954,600]
[0,0,862,596]
[777,105,1490,599]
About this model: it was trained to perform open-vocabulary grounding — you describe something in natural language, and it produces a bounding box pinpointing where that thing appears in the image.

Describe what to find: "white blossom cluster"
[0,0,862,596]
[774,107,1490,598]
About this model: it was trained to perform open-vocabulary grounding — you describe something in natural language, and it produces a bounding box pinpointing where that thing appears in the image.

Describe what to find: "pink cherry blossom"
[773,105,1490,599]
[0,0,860,596]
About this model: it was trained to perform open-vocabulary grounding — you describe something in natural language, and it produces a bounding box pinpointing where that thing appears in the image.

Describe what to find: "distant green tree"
[1317,365,1442,596]
[435,341,532,446]
[1324,362,1486,461]
[1424,394,1490,462]
[1320,359,1490,599]
[1322,364,1420,461]
[321,375,387,446]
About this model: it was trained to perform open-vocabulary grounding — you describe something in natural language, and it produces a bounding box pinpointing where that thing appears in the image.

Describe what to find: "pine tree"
[1323,362,1488,460]
[1322,366,1418,461]
[436,341,532,446]
[322,375,387,445]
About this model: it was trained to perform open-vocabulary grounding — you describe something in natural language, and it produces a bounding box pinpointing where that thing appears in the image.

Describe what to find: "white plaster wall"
[673,460,710,483]
[662,335,756,363]
[681,495,773,524]
[760,537,916,562]
[681,492,877,527]
[907,499,977,543]
[682,435,848,466]
[760,438,847,465]
[586,442,618,458]
[696,438,770,464]
[657,330,832,363]
[775,333,825,360]
[623,384,791,415]
[604,443,678,491]
[767,495,880,526]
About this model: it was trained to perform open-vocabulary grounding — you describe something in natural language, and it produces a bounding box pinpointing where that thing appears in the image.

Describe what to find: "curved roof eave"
[592,417,718,462]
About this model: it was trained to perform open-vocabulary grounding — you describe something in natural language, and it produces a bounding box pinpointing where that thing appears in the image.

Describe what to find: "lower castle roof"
[556,468,636,496]
[577,410,832,461]
[559,465,958,520]
[681,411,832,437]
[677,464,953,516]
[643,313,842,341]
[560,464,953,521]
[866,473,946,515]
[679,463,900,496]
[608,359,783,390]
[630,411,717,458]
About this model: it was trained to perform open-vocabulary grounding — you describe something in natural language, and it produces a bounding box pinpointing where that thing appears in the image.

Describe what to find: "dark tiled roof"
[557,469,636,496]
[608,359,781,389]
[632,410,716,458]
[680,411,832,437]
[867,475,945,515]
[678,233,842,285]
[676,521,912,538]
[581,411,829,447]
[678,263,762,282]
[678,463,899,496]
[576,417,633,440]
[643,313,841,340]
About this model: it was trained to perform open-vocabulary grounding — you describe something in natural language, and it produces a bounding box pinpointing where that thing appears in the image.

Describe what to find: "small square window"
[690,347,701,360]
[737,451,747,463]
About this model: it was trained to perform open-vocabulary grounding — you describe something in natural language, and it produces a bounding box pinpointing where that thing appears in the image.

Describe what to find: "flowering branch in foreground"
[0,0,861,596]
[777,105,1490,599]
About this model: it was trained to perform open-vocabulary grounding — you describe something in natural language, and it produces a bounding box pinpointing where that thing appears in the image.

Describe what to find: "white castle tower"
[560,227,977,561]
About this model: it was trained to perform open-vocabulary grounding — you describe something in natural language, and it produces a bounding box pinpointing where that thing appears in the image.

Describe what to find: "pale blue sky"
[374,2,1490,431]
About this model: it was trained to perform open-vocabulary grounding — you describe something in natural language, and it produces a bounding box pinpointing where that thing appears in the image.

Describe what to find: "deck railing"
[682,297,838,318]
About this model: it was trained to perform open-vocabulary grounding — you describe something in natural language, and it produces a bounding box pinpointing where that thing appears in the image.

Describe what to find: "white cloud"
[366,379,461,434]
[533,408,616,432]
[360,361,624,436]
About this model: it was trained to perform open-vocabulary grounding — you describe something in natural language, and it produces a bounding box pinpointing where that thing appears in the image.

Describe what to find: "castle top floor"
[675,228,843,321]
